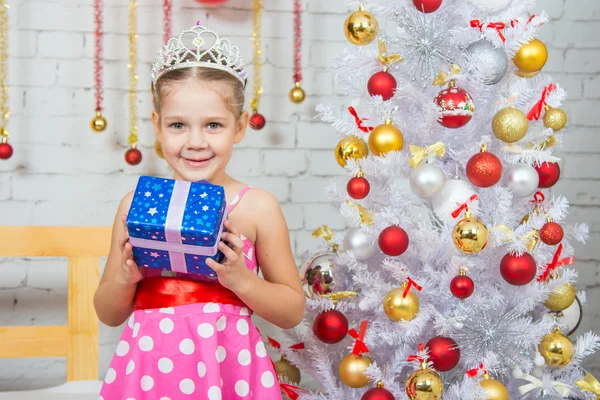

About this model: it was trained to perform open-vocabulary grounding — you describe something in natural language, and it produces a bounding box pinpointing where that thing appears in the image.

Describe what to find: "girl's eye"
[207,122,222,130]
[170,122,184,130]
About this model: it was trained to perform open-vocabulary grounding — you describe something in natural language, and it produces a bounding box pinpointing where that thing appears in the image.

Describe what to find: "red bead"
[378,226,409,257]
[466,151,502,188]
[540,221,564,245]
[125,148,143,165]
[413,0,442,13]
[347,176,371,199]
[500,252,537,286]
[367,71,397,101]
[361,387,396,400]
[425,336,460,372]
[313,310,348,344]
[535,162,560,189]
[450,275,474,299]
[0,142,13,160]
[249,112,266,130]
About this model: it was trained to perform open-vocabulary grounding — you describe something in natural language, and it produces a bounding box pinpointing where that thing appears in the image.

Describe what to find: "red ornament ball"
[361,387,395,400]
[313,309,348,344]
[500,252,537,286]
[378,226,409,257]
[535,162,560,189]
[413,0,443,13]
[125,148,142,165]
[540,221,564,245]
[426,336,460,372]
[466,151,502,188]
[367,71,397,101]
[450,274,474,299]
[434,86,475,129]
[347,176,371,199]
[249,112,266,130]
[0,142,13,160]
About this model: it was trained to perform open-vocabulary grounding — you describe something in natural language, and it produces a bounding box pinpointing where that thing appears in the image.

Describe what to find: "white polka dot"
[197,361,206,378]
[104,368,116,384]
[235,380,250,396]
[138,336,154,352]
[126,359,135,375]
[220,378,223,387]
[159,307,175,314]
[179,378,195,395]
[261,371,275,388]
[127,314,135,329]
[141,375,154,391]
[216,316,227,331]
[236,319,249,335]
[158,357,174,373]
[180,338,195,355]
[237,349,251,366]
[240,307,250,316]
[203,302,220,313]
[116,340,130,356]
[208,386,222,400]
[145,309,153,314]
[132,322,141,338]
[197,323,215,339]
[160,317,174,334]
[255,341,267,358]
[216,346,227,362]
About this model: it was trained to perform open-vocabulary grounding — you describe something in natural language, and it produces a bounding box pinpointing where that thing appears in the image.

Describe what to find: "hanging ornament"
[539,327,573,367]
[0,132,11,160]
[479,373,509,400]
[450,268,474,299]
[288,0,304,104]
[268,337,303,385]
[368,118,404,156]
[335,135,369,167]
[362,381,395,400]
[465,39,508,85]
[513,38,548,78]
[426,336,460,372]
[413,0,442,13]
[561,296,582,336]
[313,309,348,344]
[347,171,370,200]
[492,107,529,143]
[378,225,409,257]
[434,79,474,129]
[126,0,142,165]
[300,249,335,297]
[539,219,564,245]
[545,283,576,312]
[383,278,421,322]
[466,144,502,188]
[451,195,488,254]
[534,161,560,189]
[344,4,379,46]
[544,107,567,131]
[249,0,266,129]
[406,362,443,400]
[344,227,377,262]
[340,321,372,388]
[503,163,539,197]
[0,1,10,160]
[408,142,446,199]
[368,40,402,101]
[499,252,537,286]
[125,146,143,165]
[90,0,107,133]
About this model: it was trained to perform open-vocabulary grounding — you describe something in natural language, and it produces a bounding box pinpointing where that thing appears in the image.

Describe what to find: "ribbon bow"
[408,142,446,168]
[348,107,374,133]
[267,337,305,351]
[403,277,423,298]
[518,373,572,397]
[432,65,461,86]
[407,343,426,363]
[510,14,538,28]
[530,191,545,205]
[466,363,486,378]
[451,194,479,219]
[280,383,303,400]
[348,321,369,356]
[346,200,376,225]
[378,40,403,68]
[576,372,600,398]
[537,243,575,282]
[312,225,339,252]
[470,20,507,42]
[494,224,539,252]
[528,84,557,121]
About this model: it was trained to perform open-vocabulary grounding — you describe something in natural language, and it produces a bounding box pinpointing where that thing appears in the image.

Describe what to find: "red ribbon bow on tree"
[528,84,557,121]
[348,321,369,356]
[451,194,479,219]
[280,383,303,400]
[348,106,374,133]
[530,191,546,205]
[470,20,506,42]
[403,277,423,298]
[466,363,487,377]
[510,14,538,28]
[267,337,305,351]
[407,343,426,363]
[537,243,575,282]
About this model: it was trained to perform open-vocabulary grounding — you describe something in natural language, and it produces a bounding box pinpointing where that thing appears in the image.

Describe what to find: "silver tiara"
[151,23,247,87]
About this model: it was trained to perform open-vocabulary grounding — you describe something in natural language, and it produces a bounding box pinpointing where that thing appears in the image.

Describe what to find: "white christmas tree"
[273,1,600,399]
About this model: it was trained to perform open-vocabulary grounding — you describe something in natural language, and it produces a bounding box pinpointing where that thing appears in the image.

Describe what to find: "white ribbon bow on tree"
[518,373,572,397]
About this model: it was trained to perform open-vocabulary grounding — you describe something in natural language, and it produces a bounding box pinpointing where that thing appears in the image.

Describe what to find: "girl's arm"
[94,192,142,327]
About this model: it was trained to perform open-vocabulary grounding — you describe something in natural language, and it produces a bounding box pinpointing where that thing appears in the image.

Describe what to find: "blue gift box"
[126,176,227,280]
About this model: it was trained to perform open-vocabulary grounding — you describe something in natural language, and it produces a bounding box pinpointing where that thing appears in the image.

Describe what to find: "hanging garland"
[0,0,12,160]
[125,0,142,165]
[248,0,266,130]
[288,0,305,104]
[90,0,107,133]
[154,0,171,159]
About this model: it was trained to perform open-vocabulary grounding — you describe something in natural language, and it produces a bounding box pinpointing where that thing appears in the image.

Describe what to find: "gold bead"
[452,212,489,254]
[539,328,573,367]
[344,6,379,46]
[545,283,576,312]
[544,107,567,131]
[368,118,404,156]
[339,354,372,388]
[492,107,529,143]
[480,374,509,400]
[335,135,369,167]
[289,83,306,104]
[90,111,107,133]
[383,287,420,322]
[154,139,164,159]
[405,365,443,400]
[513,38,548,73]
[275,357,301,385]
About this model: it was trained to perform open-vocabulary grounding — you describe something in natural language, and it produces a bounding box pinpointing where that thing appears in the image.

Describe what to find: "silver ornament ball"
[503,163,539,197]
[300,252,335,297]
[343,227,377,261]
[466,39,508,85]
[410,162,446,199]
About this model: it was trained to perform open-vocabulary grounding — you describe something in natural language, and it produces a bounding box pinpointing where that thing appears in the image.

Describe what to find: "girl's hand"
[117,214,143,286]
[206,219,252,293]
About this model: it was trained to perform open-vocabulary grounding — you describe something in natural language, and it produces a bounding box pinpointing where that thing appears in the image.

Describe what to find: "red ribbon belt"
[134,276,247,310]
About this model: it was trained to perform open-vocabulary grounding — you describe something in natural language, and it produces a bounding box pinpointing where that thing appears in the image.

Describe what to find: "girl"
[94,23,305,400]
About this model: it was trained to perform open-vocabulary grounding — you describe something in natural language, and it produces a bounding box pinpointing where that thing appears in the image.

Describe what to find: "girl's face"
[152,78,248,183]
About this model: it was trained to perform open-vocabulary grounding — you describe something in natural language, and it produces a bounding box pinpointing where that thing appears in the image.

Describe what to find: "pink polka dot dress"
[99,187,282,400]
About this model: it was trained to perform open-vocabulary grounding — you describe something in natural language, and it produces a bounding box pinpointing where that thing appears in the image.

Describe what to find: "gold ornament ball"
[544,107,567,131]
[154,139,164,159]
[539,329,573,367]
[335,135,369,167]
[368,119,404,156]
[492,107,529,143]
[405,367,444,400]
[383,287,420,322]
[275,357,301,385]
[452,212,489,254]
[90,112,107,133]
[289,83,306,104]
[339,354,372,388]
[513,38,548,73]
[545,283,576,312]
[480,376,509,400]
[344,7,379,46]
[515,69,541,79]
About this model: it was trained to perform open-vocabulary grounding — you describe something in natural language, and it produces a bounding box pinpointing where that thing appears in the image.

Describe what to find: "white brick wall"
[0,0,599,391]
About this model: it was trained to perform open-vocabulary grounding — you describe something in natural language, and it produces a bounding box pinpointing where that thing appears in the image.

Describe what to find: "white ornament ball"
[410,163,447,199]
[503,163,539,198]
[560,296,582,336]
[343,227,378,261]
[433,179,480,226]
[466,0,511,14]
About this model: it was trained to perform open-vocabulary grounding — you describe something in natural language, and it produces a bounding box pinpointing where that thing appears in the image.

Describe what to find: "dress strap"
[227,186,253,212]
